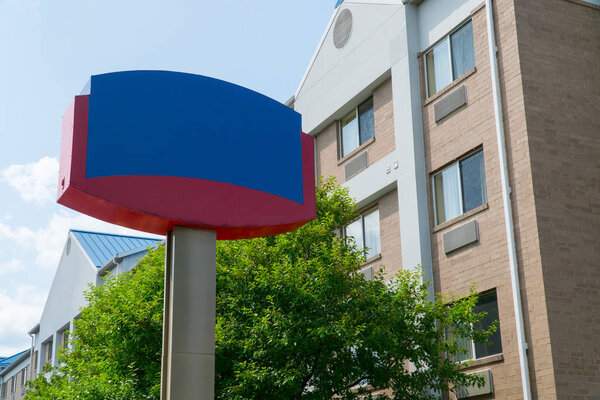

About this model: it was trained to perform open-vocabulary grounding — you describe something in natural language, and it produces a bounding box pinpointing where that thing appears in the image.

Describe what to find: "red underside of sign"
[57,96,316,239]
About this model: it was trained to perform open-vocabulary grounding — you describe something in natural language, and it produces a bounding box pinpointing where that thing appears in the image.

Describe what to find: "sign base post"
[161,226,216,400]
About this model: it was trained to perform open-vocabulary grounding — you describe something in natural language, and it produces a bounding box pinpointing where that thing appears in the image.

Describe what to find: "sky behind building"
[0,0,334,355]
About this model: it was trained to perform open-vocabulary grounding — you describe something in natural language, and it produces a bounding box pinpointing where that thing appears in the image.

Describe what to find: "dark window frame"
[432,148,487,225]
[424,19,475,98]
[344,207,381,260]
[339,96,375,158]
[448,290,503,363]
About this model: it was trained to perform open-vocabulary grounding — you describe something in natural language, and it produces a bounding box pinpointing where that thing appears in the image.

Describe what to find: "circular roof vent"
[333,9,353,49]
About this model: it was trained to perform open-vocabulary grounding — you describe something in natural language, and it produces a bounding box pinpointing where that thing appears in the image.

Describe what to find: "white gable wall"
[33,232,97,369]
[295,2,405,135]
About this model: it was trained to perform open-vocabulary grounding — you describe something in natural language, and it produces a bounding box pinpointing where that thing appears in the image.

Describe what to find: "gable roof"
[0,350,28,372]
[71,230,162,268]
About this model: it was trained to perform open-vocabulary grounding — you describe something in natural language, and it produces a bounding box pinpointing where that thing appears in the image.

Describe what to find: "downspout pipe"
[485,1,532,399]
[29,333,35,376]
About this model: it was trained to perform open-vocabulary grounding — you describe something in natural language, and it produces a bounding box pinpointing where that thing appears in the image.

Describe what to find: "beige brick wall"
[514,1,600,398]
[315,78,396,183]
[312,1,597,398]
[421,2,556,398]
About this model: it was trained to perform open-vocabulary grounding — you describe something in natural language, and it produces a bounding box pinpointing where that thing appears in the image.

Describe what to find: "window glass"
[345,209,381,260]
[434,163,460,224]
[341,109,359,158]
[473,292,502,358]
[447,328,474,363]
[426,39,452,98]
[460,150,486,213]
[363,210,381,259]
[45,341,53,364]
[451,21,475,79]
[448,291,502,362]
[32,351,38,374]
[358,97,375,144]
[346,218,364,252]
[340,98,374,158]
[60,330,69,349]
[425,20,475,97]
[433,150,486,224]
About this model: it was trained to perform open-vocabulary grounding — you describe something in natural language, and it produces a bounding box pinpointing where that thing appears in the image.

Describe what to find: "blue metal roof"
[0,350,28,371]
[71,230,162,268]
[335,0,344,8]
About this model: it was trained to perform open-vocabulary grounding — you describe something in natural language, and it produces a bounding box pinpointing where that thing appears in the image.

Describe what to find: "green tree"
[27,178,492,400]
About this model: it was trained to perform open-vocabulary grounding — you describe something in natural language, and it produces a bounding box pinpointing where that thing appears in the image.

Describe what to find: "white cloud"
[2,156,59,205]
[0,258,25,275]
[0,211,162,269]
[0,284,45,356]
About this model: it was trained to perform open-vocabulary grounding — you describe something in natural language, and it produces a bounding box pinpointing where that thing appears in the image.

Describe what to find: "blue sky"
[0,0,334,356]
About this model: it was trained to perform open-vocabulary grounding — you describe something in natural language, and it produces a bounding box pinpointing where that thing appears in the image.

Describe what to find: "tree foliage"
[26,178,492,400]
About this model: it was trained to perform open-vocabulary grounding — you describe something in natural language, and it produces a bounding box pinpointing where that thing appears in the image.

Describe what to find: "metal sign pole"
[161,226,216,400]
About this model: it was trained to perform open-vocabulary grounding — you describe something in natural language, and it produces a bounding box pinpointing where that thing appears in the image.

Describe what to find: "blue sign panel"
[85,71,303,204]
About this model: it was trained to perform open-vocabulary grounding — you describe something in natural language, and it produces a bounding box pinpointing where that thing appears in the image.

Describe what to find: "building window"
[345,208,381,260]
[1,382,6,399]
[31,351,38,376]
[10,377,15,393]
[448,291,502,362]
[340,97,374,158]
[425,20,475,98]
[20,366,28,386]
[433,149,486,225]
[44,340,53,365]
[58,329,69,350]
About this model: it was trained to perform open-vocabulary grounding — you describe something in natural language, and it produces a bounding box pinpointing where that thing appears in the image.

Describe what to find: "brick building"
[0,350,29,400]
[292,0,600,398]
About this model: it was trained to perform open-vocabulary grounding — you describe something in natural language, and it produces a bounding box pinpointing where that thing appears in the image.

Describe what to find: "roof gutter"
[27,323,40,336]
[485,1,532,398]
[97,256,123,277]
[97,242,164,276]
[0,351,30,377]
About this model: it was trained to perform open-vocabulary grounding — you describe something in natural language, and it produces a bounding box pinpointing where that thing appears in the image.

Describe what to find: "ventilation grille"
[442,220,479,254]
[333,9,353,49]
[344,151,368,180]
[434,85,467,122]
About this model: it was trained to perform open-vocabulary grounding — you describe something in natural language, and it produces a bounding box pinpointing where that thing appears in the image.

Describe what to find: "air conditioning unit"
[455,369,493,398]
